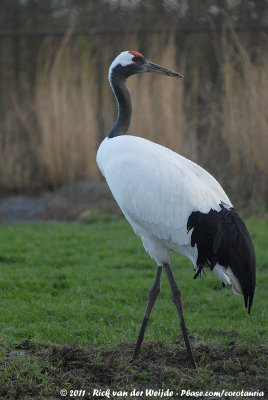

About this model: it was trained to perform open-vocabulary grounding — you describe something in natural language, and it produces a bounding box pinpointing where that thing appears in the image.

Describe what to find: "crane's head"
[109,51,183,84]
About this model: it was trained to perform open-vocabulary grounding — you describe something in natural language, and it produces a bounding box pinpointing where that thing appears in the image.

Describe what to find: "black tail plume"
[187,202,256,314]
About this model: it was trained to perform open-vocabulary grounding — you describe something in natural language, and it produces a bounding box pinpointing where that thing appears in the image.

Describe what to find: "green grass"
[0,215,267,347]
[0,214,267,398]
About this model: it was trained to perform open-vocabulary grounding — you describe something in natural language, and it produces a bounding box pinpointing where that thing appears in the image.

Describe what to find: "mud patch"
[0,180,121,223]
[0,339,267,399]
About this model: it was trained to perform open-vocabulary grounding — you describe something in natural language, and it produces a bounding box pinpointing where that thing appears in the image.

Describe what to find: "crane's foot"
[132,265,162,361]
[163,263,197,369]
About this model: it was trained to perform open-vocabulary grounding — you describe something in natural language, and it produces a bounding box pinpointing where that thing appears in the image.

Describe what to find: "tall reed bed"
[217,36,268,208]
[0,31,267,210]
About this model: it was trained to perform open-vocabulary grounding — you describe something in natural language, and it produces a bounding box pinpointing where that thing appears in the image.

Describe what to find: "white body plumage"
[95,51,255,366]
[97,134,234,288]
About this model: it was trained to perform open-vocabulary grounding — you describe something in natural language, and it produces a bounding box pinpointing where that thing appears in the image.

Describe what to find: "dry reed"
[0,31,267,210]
[220,44,268,176]
[34,32,100,187]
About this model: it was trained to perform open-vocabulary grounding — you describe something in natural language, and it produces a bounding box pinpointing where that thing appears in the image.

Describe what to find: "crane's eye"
[132,57,139,62]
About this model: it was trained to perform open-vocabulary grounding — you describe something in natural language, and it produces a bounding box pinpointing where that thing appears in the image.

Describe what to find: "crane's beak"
[143,60,183,78]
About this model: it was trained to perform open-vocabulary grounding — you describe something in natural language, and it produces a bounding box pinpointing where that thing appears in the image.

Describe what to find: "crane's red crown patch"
[129,51,143,58]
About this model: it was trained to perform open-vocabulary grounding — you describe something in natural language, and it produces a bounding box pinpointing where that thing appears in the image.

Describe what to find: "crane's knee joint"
[172,286,181,298]
[148,286,160,299]
[171,295,179,306]
[171,287,182,304]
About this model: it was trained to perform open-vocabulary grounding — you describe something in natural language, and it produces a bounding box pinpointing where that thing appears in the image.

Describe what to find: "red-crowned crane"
[96,51,256,369]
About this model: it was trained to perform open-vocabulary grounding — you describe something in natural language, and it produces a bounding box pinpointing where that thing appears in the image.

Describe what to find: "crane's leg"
[163,263,197,369]
[132,265,162,360]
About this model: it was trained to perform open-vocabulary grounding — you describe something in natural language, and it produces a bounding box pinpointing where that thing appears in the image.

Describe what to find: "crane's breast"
[97,135,231,245]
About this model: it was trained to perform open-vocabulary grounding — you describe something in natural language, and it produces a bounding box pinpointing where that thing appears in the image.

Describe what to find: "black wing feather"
[187,202,256,314]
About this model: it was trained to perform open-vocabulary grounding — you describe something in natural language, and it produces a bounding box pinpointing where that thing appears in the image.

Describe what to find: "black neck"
[108,73,132,138]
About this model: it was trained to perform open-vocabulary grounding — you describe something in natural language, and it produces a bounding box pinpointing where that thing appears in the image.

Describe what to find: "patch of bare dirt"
[0,180,121,223]
[1,339,267,399]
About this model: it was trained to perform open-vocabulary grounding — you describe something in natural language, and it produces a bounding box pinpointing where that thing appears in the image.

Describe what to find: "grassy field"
[0,214,267,399]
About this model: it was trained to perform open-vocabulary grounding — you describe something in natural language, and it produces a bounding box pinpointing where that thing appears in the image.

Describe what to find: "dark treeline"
[1,0,267,104]
[1,0,268,32]
[0,1,267,212]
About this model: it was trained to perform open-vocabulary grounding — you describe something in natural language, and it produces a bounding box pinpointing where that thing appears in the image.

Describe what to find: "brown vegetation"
[0,31,267,211]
